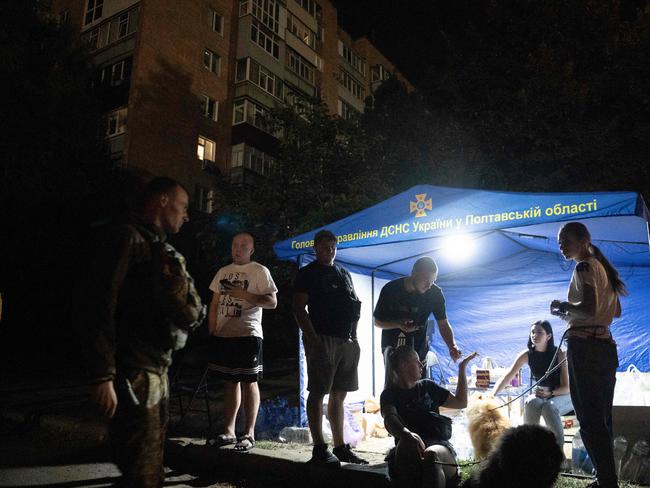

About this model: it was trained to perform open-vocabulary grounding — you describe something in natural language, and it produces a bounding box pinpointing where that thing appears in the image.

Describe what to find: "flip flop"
[233,435,255,453]
[207,433,237,447]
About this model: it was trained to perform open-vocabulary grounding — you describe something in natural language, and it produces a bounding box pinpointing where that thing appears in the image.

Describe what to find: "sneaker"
[309,443,341,467]
[333,443,369,465]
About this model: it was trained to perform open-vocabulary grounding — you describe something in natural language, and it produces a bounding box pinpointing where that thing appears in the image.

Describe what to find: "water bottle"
[572,431,594,475]
[612,435,628,477]
[278,426,312,444]
[621,440,650,482]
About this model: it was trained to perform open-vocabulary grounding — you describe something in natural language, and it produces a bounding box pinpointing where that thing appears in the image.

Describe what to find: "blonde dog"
[465,393,510,459]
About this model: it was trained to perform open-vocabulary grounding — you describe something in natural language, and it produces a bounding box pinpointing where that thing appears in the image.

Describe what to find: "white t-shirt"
[208,261,277,338]
[567,257,618,333]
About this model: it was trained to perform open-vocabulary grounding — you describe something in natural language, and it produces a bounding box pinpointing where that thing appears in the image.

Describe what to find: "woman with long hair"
[491,320,572,449]
[551,222,627,488]
[380,345,477,488]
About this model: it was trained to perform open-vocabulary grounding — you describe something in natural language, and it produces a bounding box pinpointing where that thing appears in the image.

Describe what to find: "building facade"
[51,0,413,211]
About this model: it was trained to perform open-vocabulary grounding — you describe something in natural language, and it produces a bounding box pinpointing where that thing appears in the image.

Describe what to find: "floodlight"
[441,233,476,262]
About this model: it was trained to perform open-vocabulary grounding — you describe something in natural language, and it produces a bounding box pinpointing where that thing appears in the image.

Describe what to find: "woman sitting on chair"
[381,345,477,488]
[491,320,571,449]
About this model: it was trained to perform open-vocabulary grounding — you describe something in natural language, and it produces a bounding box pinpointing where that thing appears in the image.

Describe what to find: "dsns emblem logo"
[410,194,432,218]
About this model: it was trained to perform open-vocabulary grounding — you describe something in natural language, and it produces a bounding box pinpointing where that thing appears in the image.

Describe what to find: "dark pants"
[110,370,169,488]
[567,337,618,487]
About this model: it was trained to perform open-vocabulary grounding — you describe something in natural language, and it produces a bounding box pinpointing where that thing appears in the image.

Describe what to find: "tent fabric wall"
[277,186,650,423]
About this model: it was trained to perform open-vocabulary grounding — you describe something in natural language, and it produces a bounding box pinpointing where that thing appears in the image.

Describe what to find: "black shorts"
[208,336,263,383]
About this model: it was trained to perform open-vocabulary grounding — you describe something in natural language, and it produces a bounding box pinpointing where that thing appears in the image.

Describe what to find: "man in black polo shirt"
[374,257,462,363]
[292,229,368,466]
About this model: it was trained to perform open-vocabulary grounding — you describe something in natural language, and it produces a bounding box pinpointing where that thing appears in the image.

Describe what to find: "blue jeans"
[524,393,573,448]
[567,336,618,487]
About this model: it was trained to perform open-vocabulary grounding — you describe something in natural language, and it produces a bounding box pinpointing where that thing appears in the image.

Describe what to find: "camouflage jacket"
[87,220,205,381]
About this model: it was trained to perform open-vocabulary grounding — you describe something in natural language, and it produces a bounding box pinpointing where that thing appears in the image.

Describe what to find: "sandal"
[233,435,255,453]
[206,433,237,447]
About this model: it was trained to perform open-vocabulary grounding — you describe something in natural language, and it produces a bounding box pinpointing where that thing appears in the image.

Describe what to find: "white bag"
[614,365,650,406]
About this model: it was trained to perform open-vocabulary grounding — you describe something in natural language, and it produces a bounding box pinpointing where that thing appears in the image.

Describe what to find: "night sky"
[331,0,648,88]
[331,0,456,86]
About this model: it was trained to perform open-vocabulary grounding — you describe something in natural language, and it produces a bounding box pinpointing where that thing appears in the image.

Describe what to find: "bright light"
[441,233,476,262]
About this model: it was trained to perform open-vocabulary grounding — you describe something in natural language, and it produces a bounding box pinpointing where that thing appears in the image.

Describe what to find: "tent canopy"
[275,185,650,383]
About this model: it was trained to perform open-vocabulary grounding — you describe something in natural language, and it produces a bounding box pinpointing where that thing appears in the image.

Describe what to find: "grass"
[459,463,642,488]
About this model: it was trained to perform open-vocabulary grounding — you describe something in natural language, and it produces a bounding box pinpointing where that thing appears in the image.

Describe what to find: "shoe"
[308,443,341,467]
[233,435,255,453]
[206,433,237,447]
[333,443,369,465]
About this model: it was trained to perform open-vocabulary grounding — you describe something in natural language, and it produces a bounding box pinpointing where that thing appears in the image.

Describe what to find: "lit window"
[117,12,130,38]
[106,108,128,136]
[197,136,216,162]
[203,49,221,74]
[84,0,103,25]
[209,8,224,34]
[202,95,218,121]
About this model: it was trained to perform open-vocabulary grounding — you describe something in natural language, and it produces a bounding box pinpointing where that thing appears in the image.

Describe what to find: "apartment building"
[51,0,413,210]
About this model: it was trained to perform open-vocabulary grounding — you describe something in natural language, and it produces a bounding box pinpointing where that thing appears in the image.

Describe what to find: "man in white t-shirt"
[206,232,277,452]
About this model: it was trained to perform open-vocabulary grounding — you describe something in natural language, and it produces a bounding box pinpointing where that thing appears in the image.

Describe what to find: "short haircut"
[412,256,438,274]
[233,231,255,244]
[314,229,337,246]
[143,177,187,206]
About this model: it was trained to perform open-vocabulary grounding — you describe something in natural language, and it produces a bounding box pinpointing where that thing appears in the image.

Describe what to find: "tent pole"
[371,269,376,397]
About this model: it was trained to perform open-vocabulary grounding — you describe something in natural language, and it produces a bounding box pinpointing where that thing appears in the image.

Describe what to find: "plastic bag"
[614,365,650,406]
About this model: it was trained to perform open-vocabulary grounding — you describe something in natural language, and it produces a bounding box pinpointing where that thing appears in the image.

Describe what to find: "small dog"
[465,394,510,459]
[460,424,564,488]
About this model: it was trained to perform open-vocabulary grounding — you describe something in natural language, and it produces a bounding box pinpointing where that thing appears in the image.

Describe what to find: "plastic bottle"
[620,439,650,482]
[612,435,628,477]
[278,426,312,444]
[572,431,594,475]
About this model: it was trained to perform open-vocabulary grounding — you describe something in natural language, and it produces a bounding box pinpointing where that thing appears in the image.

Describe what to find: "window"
[106,108,127,136]
[203,49,221,74]
[209,8,224,34]
[110,60,126,86]
[197,136,216,162]
[233,99,270,132]
[195,185,214,213]
[337,99,359,120]
[235,58,284,100]
[251,19,279,59]
[295,0,321,21]
[84,0,103,25]
[371,64,390,83]
[88,28,100,50]
[287,12,316,50]
[339,69,365,100]
[240,0,280,34]
[338,41,366,76]
[287,48,315,85]
[202,96,218,121]
[117,12,130,38]
[231,144,273,176]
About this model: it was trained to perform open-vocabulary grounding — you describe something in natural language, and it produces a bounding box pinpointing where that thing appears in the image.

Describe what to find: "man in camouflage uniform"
[88,177,205,488]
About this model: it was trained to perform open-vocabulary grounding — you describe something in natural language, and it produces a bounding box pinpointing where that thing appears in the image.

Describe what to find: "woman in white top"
[551,222,627,488]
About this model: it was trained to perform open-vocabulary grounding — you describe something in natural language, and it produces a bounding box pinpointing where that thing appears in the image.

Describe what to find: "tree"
[0,1,112,380]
